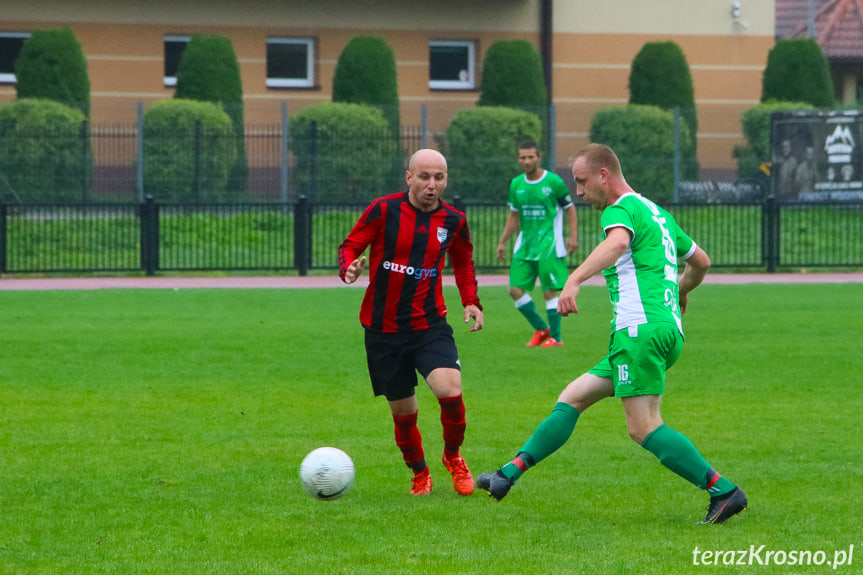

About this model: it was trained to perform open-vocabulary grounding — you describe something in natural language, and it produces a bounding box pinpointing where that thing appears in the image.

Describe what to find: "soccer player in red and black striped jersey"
[339,149,484,496]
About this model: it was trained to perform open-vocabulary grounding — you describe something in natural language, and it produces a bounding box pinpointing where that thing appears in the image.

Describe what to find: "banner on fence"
[772,110,863,203]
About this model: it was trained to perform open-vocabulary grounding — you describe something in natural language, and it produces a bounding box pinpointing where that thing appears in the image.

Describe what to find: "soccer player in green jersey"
[497,140,578,347]
[479,143,747,525]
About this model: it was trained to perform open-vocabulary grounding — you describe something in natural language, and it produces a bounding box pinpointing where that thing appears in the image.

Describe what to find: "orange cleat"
[410,467,433,496]
[442,452,475,496]
[526,328,550,347]
[540,337,563,347]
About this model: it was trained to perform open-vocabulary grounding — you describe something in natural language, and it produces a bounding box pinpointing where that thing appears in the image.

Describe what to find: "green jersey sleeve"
[600,204,634,236]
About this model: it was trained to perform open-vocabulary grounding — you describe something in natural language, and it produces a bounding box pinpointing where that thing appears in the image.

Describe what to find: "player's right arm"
[496,209,520,261]
[338,201,383,283]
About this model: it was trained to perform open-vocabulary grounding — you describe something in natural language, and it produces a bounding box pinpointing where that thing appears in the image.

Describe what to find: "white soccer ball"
[299,447,355,500]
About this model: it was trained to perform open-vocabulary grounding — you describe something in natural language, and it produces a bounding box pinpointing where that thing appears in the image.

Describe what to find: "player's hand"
[679,292,689,315]
[496,243,506,262]
[343,256,366,284]
[557,280,580,316]
[464,304,484,332]
[566,236,579,254]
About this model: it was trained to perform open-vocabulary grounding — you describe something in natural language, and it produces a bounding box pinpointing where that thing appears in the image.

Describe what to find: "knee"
[628,428,647,445]
[509,287,525,300]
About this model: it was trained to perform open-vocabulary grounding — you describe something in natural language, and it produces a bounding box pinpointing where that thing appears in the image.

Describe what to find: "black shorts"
[364,323,460,401]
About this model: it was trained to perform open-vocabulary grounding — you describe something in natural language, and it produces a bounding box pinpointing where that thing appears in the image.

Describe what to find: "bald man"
[338,149,484,496]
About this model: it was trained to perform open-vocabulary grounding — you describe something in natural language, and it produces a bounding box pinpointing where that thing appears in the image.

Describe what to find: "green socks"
[514,294,548,331]
[501,402,580,480]
[546,305,562,341]
[641,424,735,496]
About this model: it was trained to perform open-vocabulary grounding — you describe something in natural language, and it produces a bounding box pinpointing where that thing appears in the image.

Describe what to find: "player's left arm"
[448,221,484,331]
[564,204,579,253]
[678,245,711,314]
[556,178,578,253]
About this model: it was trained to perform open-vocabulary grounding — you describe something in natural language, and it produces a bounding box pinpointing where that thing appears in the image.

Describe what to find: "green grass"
[1,283,861,574]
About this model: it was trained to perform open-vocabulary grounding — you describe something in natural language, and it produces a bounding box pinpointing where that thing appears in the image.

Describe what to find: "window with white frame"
[0,32,31,84]
[429,40,475,90]
[164,35,191,87]
[266,38,315,88]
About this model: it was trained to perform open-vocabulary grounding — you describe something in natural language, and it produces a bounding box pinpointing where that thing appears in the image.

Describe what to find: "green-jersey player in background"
[479,143,747,525]
[497,140,578,347]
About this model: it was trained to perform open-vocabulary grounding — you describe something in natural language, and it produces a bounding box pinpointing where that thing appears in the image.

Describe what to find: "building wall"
[1,0,775,171]
[553,0,775,170]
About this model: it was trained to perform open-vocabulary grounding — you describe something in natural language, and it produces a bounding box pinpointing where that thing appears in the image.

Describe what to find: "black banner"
[771,110,863,202]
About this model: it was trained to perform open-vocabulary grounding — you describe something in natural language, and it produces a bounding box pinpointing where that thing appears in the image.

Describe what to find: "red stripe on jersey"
[339,192,480,333]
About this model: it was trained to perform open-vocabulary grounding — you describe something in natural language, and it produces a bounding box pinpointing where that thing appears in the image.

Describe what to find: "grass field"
[1,282,861,574]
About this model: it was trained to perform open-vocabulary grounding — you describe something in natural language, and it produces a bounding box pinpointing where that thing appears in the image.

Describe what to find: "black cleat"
[700,487,748,524]
[476,470,515,501]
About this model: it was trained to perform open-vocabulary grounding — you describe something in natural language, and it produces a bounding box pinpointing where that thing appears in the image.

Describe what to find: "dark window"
[164,35,190,87]
[0,32,30,83]
[266,38,314,88]
[430,40,475,90]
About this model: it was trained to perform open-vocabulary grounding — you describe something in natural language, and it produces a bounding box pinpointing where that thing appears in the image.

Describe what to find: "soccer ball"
[299,447,355,500]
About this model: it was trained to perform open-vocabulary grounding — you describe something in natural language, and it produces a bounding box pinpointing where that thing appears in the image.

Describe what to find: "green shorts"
[510,256,568,292]
[588,323,683,397]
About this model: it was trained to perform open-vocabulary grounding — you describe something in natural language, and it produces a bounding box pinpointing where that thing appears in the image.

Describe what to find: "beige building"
[1,0,774,172]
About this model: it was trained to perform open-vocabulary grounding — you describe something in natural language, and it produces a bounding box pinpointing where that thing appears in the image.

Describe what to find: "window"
[429,40,475,90]
[266,38,315,88]
[0,32,30,84]
[164,35,190,87]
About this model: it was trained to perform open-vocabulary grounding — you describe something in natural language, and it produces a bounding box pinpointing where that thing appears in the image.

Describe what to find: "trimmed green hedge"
[628,41,698,179]
[0,98,89,202]
[762,39,834,108]
[478,40,547,109]
[175,35,248,194]
[444,106,542,201]
[142,99,237,202]
[332,36,401,139]
[589,104,693,202]
[14,28,90,118]
[732,100,815,177]
[290,102,400,202]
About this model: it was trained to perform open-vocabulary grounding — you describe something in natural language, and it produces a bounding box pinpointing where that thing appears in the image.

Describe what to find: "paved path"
[0,273,861,291]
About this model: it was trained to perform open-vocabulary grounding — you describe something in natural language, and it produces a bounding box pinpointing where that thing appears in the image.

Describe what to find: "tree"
[142,99,237,202]
[477,40,548,163]
[175,35,247,195]
[14,28,91,118]
[590,105,693,203]
[762,38,834,108]
[0,98,88,202]
[444,106,542,201]
[628,41,698,179]
[332,36,400,138]
[477,40,547,110]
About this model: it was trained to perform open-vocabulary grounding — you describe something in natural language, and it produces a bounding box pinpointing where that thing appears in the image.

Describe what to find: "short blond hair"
[573,143,622,178]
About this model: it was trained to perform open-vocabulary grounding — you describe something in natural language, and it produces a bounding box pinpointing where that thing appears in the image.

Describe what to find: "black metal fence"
[1,196,860,276]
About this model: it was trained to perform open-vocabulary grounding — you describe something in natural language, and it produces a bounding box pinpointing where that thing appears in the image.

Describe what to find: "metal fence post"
[421,104,428,149]
[0,204,6,274]
[452,195,465,214]
[294,195,310,276]
[80,120,90,203]
[548,105,557,171]
[309,121,317,201]
[140,195,159,276]
[281,102,289,208]
[763,194,779,273]
[137,101,144,203]
[193,121,202,201]
[673,107,681,203]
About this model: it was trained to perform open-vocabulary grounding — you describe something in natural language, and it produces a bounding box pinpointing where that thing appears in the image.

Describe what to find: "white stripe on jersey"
[613,246,648,329]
